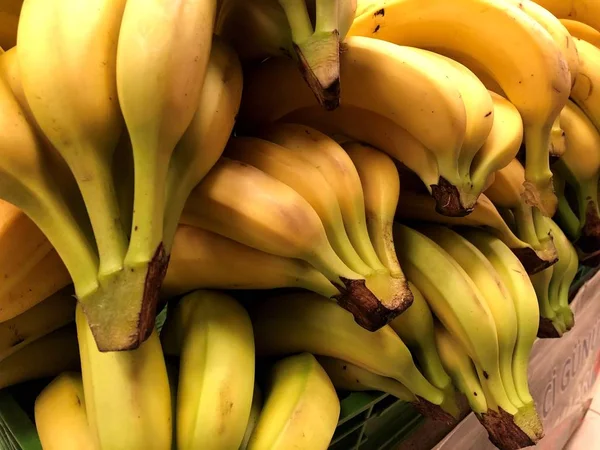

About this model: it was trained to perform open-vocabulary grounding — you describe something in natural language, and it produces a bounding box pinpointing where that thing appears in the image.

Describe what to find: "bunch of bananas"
[2,0,600,449]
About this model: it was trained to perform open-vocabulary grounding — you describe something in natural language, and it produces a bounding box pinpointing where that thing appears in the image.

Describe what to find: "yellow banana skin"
[249,291,457,421]
[181,157,399,330]
[0,287,75,362]
[247,353,340,450]
[553,100,600,252]
[396,191,554,274]
[433,322,487,415]
[76,305,172,450]
[534,0,600,34]
[559,19,600,49]
[240,385,263,450]
[163,225,339,299]
[485,159,558,268]
[351,0,570,216]
[316,356,417,402]
[571,39,600,139]
[34,372,96,450]
[161,291,255,450]
[0,324,79,390]
[163,36,243,252]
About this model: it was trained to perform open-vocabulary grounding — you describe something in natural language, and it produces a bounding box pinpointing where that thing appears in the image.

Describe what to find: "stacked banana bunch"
[1,0,600,449]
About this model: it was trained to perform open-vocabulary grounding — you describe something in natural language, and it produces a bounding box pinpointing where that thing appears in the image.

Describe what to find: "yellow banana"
[242,37,481,213]
[226,136,372,276]
[554,100,600,251]
[433,322,487,414]
[351,0,571,216]
[181,157,395,330]
[559,19,600,49]
[249,291,455,418]
[0,287,75,362]
[247,353,339,450]
[163,36,243,251]
[163,225,339,298]
[76,305,171,450]
[34,372,96,450]
[571,38,600,135]
[533,0,600,33]
[0,325,79,390]
[161,290,255,450]
[462,229,543,440]
[240,385,263,450]
[396,192,554,273]
[316,356,416,402]
[485,159,558,266]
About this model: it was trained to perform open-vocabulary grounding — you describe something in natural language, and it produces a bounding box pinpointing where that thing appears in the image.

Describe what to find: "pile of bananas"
[1,0,600,449]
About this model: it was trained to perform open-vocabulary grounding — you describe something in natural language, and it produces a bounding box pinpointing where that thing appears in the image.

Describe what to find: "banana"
[485,159,558,267]
[0,287,75,362]
[226,136,372,276]
[559,19,600,49]
[240,385,263,450]
[34,372,95,450]
[342,141,403,277]
[393,224,518,416]
[388,282,452,393]
[163,36,243,252]
[17,0,127,281]
[0,324,79,390]
[247,353,339,450]
[553,100,600,252]
[530,265,563,337]
[419,225,522,409]
[461,230,542,427]
[547,219,577,331]
[181,157,402,330]
[242,37,484,213]
[571,38,600,133]
[1,249,70,323]
[316,356,416,402]
[218,0,357,108]
[0,0,23,50]
[161,290,255,450]
[433,322,487,414]
[396,192,554,273]
[163,225,339,299]
[249,291,457,420]
[0,61,98,312]
[533,0,600,33]
[76,304,171,450]
[351,0,571,216]
[260,124,390,271]
[553,171,581,240]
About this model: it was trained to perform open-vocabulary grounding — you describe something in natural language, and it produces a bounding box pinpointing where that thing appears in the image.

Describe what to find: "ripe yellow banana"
[485,159,558,267]
[181,157,395,330]
[420,225,522,409]
[533,0,600,33]
[250,291,455,419]
[316,356,416,402]
[0,324,79,390]
[462,229,543,439]
[553,100,600,252]
[393,224,517,416]
[0,66,98,303]
[260,124,390,271]
[0,287,75,362]
[163,225,339,298]
[226,136,372,276]
[34,372,95,450]
[218,0,357,108]
[396,192,554,273]
[351,0,571,216]
[560,19,600,48]
[571,38,600,135]
[161,290,255,450]
[433,322,487,414]
[163,36,243,251]
[247,353,340,450]
[17,0,127,278]
[76,305,171,450]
